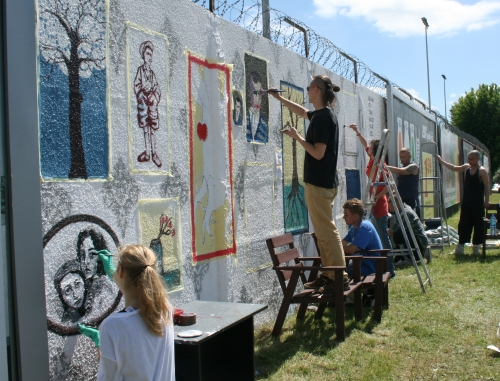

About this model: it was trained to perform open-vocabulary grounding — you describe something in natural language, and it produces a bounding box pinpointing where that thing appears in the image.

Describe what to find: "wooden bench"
[310,232,390,323]
[483,204,500,257]
[266,234,363,341]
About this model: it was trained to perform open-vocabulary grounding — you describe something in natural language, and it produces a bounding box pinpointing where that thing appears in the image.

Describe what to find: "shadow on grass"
[254,306,381,378]
[452,252,500,264]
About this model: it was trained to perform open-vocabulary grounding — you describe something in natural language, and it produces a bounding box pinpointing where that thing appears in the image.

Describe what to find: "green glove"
[98,250,116,279]
[78,324,100,348]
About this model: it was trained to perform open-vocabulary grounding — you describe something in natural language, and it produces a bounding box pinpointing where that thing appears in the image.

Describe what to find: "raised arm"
[348,123,368,148]
[436,155,469,172]
[387,163,419,176]
[268,88,309,120]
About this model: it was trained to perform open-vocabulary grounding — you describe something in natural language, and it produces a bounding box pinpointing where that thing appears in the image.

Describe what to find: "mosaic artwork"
[102,158,140,238]
[38,0,108,179]
[440,127,461,208]
[244,163,274,272]
[138,198,182,291]
[43,215,122,379]
[421,152,435,219]
[345,169,361,200]
[244,53,269,144]
[127,23,170,174]
[232,90,244,128]
[397,117,403,153]
[187,52,235,262]
[404,120,410,150]
[280,81,308,235]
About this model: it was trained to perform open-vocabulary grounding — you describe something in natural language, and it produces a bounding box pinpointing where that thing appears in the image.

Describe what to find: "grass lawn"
[254,193,500,380]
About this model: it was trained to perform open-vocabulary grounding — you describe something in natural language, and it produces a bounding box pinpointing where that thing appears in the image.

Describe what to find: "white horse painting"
[191,62,233,247]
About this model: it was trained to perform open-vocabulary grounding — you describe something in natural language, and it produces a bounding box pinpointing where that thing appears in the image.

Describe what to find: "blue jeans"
[371,215,395,276]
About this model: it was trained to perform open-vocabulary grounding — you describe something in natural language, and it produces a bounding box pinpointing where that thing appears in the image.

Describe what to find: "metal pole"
[262,0,271,39]
[422,17,431,111]
[209,0,215,12]
[442,74,447,121]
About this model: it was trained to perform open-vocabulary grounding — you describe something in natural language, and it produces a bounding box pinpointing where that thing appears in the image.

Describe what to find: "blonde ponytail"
[118,245,172,336]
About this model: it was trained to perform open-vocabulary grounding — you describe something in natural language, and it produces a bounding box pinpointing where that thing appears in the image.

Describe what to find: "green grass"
[254,194,500,380]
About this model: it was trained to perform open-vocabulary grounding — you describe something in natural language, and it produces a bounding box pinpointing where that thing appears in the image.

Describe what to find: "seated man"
[387,192,430,264]
[342,198,382,278]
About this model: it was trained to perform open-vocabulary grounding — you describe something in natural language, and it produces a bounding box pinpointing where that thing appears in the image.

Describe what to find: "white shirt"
[97,307,175,381]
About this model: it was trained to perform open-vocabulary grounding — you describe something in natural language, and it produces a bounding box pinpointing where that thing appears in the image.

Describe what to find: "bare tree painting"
[38,0,106,179]
[281,81,309,234]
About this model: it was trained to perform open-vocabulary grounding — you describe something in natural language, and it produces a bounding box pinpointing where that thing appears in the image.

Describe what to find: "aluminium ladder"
[363,129,432,293]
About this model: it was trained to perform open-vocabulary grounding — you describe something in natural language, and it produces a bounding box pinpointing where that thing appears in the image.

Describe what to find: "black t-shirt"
[304,108,339,189]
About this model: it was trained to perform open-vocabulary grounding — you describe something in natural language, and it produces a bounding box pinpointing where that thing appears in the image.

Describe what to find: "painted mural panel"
[38,0,109,180]
[280,81,308,234]
[44,215,122,379]
[397,117,403,153]
[244,53,269,144]
[422,152,435,219]
[232,89,244,128]
[126,23,170,174]
[441,127,461,207]
[245,163,274,272]
[138,198,182,291]
[187,52,235,262]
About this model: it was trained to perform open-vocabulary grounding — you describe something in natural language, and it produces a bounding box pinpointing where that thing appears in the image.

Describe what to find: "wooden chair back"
[266,234,305,294]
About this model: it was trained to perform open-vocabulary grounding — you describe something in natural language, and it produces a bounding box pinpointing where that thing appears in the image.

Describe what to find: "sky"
[266,0,500,119]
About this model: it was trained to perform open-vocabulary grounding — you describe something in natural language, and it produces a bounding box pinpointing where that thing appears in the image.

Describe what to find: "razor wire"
[191,0,462,133]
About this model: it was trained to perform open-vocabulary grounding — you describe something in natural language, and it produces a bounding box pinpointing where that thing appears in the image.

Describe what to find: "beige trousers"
[305,183,346,280]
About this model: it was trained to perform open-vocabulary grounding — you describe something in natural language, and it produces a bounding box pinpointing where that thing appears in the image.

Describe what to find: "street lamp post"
[441,74,447,122]
[421,17,431,111]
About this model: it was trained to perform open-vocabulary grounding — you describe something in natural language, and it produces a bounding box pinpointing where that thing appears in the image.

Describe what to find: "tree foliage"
[450,83,500,173]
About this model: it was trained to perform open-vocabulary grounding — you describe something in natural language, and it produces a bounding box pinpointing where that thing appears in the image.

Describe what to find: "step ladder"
[363,129,432,293]
[419,141,449,253]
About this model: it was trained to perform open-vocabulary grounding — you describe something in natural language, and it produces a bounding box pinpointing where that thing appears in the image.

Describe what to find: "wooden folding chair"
[266,233,363,341]
[310,232,390,323]
[483,204,500,257]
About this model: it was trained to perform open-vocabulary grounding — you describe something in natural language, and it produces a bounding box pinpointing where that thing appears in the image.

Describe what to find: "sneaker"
[317,277,350,294]
[304,274,329,289]
[472,245,481,255]
[450,244,464,255]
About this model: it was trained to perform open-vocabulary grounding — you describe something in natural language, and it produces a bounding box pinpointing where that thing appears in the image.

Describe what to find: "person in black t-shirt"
[437,150,490,255]
[268,75,348,294]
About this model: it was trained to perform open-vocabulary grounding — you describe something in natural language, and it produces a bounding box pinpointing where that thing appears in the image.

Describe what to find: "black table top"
[173,301,267,345]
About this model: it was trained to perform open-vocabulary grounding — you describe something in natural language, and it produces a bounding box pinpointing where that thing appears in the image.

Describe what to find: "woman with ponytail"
[268,75,347,294]
[97,244,175,380]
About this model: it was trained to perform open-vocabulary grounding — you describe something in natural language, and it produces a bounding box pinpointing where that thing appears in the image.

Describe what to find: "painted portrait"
[43,215,122,379]
[127,23,170,174]
[232,90,244,127]
[281,81,308,235]
[187,52,236,262]
[244,53,269,144]
[38,0,109,180]
[138,198,182,292]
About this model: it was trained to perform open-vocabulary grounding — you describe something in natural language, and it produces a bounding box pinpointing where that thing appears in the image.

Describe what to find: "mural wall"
[440,126,461,208]
[36,0,385,378]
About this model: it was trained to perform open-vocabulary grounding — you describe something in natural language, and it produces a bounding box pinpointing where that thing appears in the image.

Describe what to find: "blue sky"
[268,0,500,119]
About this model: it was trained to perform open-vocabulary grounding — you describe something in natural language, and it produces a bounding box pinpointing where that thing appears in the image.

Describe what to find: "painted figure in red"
[134,41,162,168]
